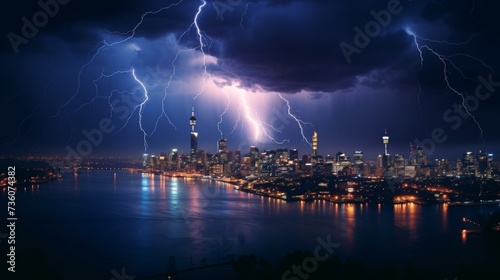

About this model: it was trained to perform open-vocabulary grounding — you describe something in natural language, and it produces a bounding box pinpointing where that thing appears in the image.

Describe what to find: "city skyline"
[143,114,495,168]
[1,0,499,160]
[1,2,500,279]
[138,106,495,164]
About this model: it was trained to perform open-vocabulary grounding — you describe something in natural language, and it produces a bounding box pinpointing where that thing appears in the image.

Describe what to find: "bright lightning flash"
[132,69,150,151]
[47,0,216,152]
[28,0,313,153]
[239,92,289,145]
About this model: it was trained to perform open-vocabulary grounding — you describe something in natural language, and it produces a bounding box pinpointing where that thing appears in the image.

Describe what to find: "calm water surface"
[7,170,500,279]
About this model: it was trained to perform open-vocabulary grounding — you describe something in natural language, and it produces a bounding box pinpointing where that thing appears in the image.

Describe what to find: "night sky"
[1,0,499,160]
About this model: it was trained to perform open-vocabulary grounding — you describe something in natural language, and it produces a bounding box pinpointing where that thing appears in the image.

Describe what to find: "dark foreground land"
[2,233,499,280]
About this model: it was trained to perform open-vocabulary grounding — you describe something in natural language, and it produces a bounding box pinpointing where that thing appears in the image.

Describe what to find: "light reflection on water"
[11,170,499,280]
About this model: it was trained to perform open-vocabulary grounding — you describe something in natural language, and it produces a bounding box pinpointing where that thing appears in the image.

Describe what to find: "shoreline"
[45,169,499,207]
[214,179,500,206]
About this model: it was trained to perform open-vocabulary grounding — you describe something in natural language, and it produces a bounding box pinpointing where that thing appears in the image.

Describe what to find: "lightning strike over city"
[405,26,492,140]
[2,1,500,279]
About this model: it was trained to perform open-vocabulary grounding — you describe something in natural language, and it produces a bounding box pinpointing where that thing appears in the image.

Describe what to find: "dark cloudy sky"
[1,0,499,160]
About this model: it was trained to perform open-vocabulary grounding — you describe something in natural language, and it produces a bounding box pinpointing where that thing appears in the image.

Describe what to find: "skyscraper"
[189,107,198,161]
[461,151,475,176]
[218,139,227,153]
[382,129,389,155]
[312,131,318,156]
[218,139,228,163]
[416,146,428,165]
[250,146,259,167]
[142,153,150,168]
[353,151,364,166]
[382,129,391,168]
[477,150,489,177]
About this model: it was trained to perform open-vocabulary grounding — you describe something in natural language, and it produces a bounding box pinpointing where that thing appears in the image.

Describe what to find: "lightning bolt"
[76,68,150,151]
[150,50,185,136]
[240,2,252,29]
[217,92,231,138]
[66,68,149,149]
[192,0,211,100]
[51,0,186,118]
[225,91,313,147]
[73,69,133,113]
[132,69,150,151]
[46,0,220,153]
[180,0,293,146]
[24,0,313,154]
[229,99,242,135]
[240,92,289,144]
[405,27,492,140]
[278,93,313,146]
[43,0,187,155]
[153,0,211,133]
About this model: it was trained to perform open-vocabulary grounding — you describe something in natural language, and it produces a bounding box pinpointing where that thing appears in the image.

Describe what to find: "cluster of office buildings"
[141,107,498,179]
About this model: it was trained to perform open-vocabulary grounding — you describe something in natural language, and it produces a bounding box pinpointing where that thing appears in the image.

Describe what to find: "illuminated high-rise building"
[250,146,259,167]
[353,151,364,166]
[325,154,334,163]
[290,148,298,161]
[460,151,475,176]
[169,148,179,170]
[276,148,289,164]
[217,139,228,163]
[382,129,391,168]
[150,155,158,168]
[142,153,150,168]
[335,151,349,163]
[382,129,389,155]
[189,107,198,161]
[435,159,447,177]
[312,131,318,156]
[416,146,428,165]
[218,139,227,153]
[477,150,489,177]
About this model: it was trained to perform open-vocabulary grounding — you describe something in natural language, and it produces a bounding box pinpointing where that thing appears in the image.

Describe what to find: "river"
[5,170,499,279]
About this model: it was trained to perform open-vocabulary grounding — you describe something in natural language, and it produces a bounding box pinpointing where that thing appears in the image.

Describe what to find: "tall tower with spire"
[312,131,318,156]
[383,129,389,155]
[189,107,198,161]
[382,129,391,168]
